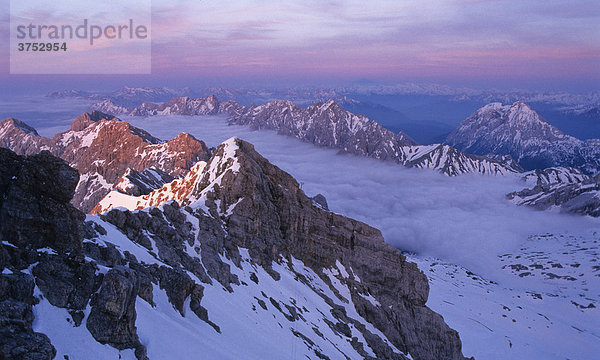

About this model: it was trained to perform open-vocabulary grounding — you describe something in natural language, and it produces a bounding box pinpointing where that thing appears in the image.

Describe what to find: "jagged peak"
[0,118,40,136]
[478,102,506,112]
[168,132,201,142]
[70,110,118,132]
[262,99,297,108]
[205,94,220,102]
[91,137,244,214]
[314,99,341,112]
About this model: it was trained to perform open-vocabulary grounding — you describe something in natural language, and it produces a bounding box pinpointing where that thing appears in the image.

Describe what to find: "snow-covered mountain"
[0,118,56,155]
[507,172,600,217]
[111,86,192,106]
[46,89,102,100]
[129,95,246,117]
[90,99,131,115]
[0,111,210,212]
[446,101,600,174]
[230,99,416,146]
[90,95,517,176]
[0,143,469,360]
[229,99,518,176]
[399,144,522,175]
[520,167,588,187]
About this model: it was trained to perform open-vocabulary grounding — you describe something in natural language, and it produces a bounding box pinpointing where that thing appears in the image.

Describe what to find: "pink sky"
[1,0,599,90]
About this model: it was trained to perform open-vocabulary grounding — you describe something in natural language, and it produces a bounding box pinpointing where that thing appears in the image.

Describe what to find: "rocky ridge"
[3,138,472,359]
[0,111,211,212]
[507,168,600,216]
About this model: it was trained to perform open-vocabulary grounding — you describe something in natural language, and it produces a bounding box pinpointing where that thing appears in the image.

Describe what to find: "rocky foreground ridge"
[0,143,469,359]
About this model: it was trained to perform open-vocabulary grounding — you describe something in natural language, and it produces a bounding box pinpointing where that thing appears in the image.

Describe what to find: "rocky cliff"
[0,143,469,360]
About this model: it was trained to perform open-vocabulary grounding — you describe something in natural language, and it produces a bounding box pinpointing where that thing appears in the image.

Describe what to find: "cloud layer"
[125,114,599,277]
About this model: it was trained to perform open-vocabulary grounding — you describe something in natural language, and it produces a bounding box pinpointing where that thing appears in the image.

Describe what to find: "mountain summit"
[446,101,600,173]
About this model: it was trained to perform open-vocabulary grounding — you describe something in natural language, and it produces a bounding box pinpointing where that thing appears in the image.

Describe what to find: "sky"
[1,0,599,92]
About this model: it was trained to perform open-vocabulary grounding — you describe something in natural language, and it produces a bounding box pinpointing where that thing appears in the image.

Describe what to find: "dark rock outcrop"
[0,149,149,359]
[0,273,56,360]
[86,268,142,350]
[114,168,174,196]
[0,148,84,254]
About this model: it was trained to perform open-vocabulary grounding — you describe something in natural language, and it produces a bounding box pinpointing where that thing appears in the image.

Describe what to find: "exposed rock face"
[90,138,469,360]
[0,118,57,156]
[310,194,329,211]
[86,268,141,350]
[485,154,525,173]
[447,101,600,174]
[0,111,211,212]
[0,148,84,254]
[114,168,174,196]
[0,273,56,360]
[520,167,588,187]
[0,148,213,359]
[508,173,600,217]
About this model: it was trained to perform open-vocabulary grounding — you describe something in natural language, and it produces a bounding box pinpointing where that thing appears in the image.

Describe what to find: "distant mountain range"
[446,101,600,174]
[92,96,520,176]
[48,86,196,107]
[50,85,600,143]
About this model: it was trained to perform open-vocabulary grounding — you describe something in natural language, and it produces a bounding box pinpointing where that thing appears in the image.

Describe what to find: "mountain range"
[508,168,600,216]
[49,86,195,107]
[92,96,520,176]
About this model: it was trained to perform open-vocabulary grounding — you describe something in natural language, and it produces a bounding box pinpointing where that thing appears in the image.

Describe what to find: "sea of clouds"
[125,114,599,278]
